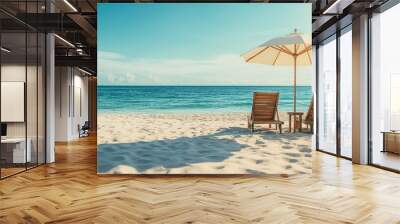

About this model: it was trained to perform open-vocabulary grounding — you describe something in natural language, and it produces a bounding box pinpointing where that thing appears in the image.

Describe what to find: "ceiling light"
[323,0,354,15]
[76,48,84,55]
[54,34,75,48]
[1,47,11,53]
[63,0,78,12]
[78,67,92,76]
[323,0,343,14]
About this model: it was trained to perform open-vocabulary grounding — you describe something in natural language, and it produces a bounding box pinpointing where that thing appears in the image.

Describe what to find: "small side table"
[287,112,304,133]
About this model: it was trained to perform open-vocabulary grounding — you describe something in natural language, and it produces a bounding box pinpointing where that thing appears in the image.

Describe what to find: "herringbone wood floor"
[1,135,400,224]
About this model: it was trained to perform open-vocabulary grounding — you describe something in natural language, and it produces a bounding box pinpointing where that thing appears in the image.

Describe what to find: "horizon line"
[98,84,313,87]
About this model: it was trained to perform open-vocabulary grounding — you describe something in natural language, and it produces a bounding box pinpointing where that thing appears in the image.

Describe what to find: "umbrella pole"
[294,56,297,113]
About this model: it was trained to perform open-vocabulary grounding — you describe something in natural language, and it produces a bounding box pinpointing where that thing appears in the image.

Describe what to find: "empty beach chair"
[302,97,314,132]
[248,92,284,133]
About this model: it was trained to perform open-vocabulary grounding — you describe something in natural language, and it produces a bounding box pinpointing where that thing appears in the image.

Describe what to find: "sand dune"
[97,112,312,175]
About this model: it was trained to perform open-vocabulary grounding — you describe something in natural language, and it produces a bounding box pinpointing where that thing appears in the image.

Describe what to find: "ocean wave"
[98,86,312,112]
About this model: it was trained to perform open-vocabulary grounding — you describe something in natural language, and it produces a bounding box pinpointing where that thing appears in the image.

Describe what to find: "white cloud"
[98,51,312,86]
[98,51,125,60]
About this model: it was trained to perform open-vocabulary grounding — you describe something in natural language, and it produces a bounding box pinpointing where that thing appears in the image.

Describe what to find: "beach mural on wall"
[97,3,313,175]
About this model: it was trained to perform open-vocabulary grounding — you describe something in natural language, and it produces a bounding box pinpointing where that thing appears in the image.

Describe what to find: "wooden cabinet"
[382,132,400,154]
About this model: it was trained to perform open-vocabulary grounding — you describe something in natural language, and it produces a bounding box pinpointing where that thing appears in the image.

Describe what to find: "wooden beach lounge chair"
[248,92,284,133]
[302,97,314,132]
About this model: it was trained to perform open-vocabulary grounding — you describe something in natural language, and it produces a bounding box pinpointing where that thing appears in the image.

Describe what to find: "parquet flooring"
[1,135,400,223]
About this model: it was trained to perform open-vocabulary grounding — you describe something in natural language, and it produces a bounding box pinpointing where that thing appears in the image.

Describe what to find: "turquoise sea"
[98,86,312,113]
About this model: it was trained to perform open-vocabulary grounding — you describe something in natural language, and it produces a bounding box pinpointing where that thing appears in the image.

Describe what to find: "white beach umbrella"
[241,29,312,112]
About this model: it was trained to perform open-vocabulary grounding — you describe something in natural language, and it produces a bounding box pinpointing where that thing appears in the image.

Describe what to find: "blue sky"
[98,4,312,85]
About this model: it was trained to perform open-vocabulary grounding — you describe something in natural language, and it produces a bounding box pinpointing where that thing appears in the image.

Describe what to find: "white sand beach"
[97,112,312,175]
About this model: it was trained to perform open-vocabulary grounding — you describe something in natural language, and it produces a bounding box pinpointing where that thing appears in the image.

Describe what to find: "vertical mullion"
[73,68,75,118]
[44,33,47,164]
[36,0,39,167]
[44,0,48,164]
[316,45,320,150]
[336,30,341,157]
[0,25,2,179]
[25,0,28,171]
[367,11,373,165]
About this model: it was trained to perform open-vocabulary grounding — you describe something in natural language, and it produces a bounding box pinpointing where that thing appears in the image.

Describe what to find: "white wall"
[1,64,25,81]
[55,66,70,141]
[55,67,89,141]
[1,65,37,138]
[1,63,46,164]
[1,65,26,140]
[71,72,89,138]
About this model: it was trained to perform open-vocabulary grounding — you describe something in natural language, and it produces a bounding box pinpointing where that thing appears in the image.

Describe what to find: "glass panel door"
[318,36,337,154]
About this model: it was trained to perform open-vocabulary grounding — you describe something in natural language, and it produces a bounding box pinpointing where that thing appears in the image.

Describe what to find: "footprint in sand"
[284,152,301,157]
[286,158,299,163]
[245,169,266,175]
[255,159,265,164]
[299,148,312,153]
[282,145,293,149]
[255,140,264,145]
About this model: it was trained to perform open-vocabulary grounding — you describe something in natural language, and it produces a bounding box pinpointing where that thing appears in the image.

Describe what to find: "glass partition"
[0,2,46,179]
[370,4,400,171]
[317,36,337,154]
[339,28,352,158]
[1,31,28,177]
